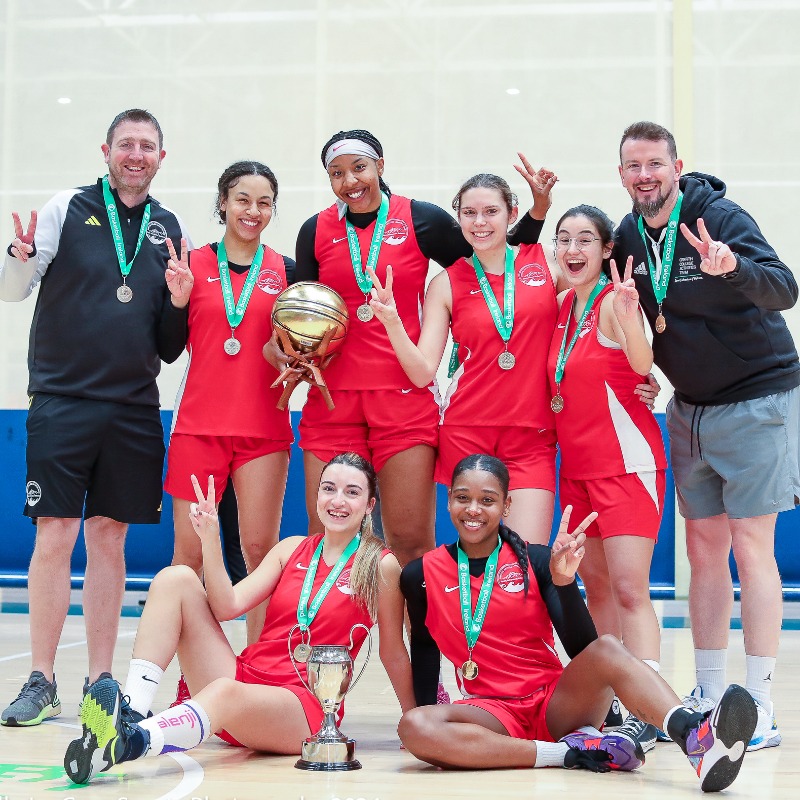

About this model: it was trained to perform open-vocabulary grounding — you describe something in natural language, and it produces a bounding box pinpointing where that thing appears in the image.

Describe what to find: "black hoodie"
[614,172,799,405]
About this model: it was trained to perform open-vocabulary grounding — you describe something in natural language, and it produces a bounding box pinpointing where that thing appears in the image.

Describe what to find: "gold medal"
[223,336,241,356]
[497,351,516,370]
[117,284,133,303]
[294,643,312,663]
[655,313,666,333]
[551,394,564,413]
[461,660,479,680]
[356,303,374,322]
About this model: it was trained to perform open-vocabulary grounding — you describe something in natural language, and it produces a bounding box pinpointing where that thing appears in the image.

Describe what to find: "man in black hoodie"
[614,121,799,753]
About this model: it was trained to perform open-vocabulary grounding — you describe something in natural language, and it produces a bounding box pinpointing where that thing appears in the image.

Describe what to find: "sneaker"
[436,682,451,705]
[1,671,61,727]
[747,701,781,752]
[63,676,149,784]
[683,685,716,715]
[170,673,191,708]
[604,697,623,728]
[616,713,657,754]
[685,683,757,793]
[655,725,673,742]
[560,725,645,771]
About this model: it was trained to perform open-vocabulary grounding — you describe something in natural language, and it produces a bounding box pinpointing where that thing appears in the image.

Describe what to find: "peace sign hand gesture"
[680,218,737,276]
[366,265,401,328]
[550,505,597,585]
[165,237,194,308]
[513,152,558,219]
[189,474,219,542]
[610,256,640,322]
[10,211,37,262]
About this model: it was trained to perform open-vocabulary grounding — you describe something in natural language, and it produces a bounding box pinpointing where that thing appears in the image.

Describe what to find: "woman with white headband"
[289,129,552,569]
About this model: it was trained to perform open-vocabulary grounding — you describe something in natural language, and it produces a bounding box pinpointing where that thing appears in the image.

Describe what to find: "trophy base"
[294,738,361,771]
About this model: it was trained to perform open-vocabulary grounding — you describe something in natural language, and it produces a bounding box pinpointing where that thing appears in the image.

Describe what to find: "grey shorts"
[666,387,800,520]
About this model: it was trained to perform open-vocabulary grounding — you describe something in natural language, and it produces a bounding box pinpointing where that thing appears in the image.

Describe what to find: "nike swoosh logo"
[332,236,348,244]
[296,562,309,570]
[142,675,158,684]
[557,323,567,329]
[207,276,221,282]
[401,388,413,394]
[444,585,459,593]
[469,289,482,294]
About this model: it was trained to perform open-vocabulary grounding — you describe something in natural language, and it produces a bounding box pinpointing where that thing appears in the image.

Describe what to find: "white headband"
[324,139,381,170]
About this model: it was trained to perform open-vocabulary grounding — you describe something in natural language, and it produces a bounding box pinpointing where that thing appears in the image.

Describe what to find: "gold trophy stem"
[271,327,337,410]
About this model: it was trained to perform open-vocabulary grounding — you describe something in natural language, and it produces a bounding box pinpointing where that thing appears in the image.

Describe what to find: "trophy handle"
[288,624,313,694]
[346,623,372,692]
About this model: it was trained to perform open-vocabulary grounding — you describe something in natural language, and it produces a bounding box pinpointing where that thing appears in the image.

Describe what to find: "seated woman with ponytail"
[64,453,415,785]
[398,454,757,793]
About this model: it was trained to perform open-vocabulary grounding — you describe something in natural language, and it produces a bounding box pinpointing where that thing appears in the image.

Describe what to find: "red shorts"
[436,426,557,492]
[216,659,342,748]
[455,680,559,741]
[559,470,666,540]
[299,386,439,472]
[165,433,292,501]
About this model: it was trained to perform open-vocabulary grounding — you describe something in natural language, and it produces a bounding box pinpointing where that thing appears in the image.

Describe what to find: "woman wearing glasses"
[546,204,667,749]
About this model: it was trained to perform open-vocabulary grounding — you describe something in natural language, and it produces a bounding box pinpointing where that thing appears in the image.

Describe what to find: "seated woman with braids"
[398,454,757,792]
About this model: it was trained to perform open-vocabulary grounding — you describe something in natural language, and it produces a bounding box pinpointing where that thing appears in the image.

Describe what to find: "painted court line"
[0,630,135,663]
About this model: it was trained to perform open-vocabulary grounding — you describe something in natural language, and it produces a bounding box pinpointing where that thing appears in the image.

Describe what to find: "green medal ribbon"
[553,274,609,386]
[471,246,516,349]
[101,175,151,282]
[447,342,460,378]
[345,192,390,295]
[457,535,501,654]
[296,532,361,631]
[636,191,684,312]
[217,239,265,333]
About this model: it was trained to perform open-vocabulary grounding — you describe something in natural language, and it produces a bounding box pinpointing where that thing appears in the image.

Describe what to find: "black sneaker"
[616,713,657,754]
[604,697,624,728]
[1,671,61,727]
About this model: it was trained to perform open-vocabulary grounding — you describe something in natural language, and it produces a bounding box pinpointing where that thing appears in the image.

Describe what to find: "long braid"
[498,522,530,596]
[320,129,391,195]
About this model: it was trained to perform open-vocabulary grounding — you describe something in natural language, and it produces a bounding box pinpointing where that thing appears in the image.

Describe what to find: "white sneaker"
[747,701,781,751]
[682,685,716,715]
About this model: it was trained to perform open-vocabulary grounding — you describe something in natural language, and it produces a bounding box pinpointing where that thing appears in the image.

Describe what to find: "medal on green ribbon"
[217,239,265,356]
[457,536,501,680]
[637,192,683,333]
[471,246,517,369]
[101,176,151,303]
[292,532,362,662]
[551,274,609,413]
[345,193,390,322]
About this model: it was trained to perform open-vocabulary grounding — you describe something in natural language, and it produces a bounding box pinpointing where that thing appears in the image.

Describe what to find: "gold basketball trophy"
[270,282,349,410]
[290,624,372,771]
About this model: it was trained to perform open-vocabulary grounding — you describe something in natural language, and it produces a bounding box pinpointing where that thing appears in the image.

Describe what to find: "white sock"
[695,649,727,702]
[122,659,164,717]
[643,659,661,673]
[745,655,775,710]
[140,700,212,757]
[534,740,569,768]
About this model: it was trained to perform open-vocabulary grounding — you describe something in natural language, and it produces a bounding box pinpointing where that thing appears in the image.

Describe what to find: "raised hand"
[165,237,194,307]
[189,474,219,542]
[513,153,558,218]
[550,505,597,583]
[366,264,401,327]
[10,211,37,262]
[680,218,737,276]
[610,255,639,321]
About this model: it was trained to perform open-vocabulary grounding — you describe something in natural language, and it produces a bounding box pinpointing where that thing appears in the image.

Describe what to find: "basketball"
[271,281,349,355]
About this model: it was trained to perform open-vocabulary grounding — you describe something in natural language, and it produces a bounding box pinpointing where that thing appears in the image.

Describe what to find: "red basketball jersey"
[441,244,557,428]
[546,285,667,479]
[171,243,292,438]
[314,195,430,389]
[422,542,563,699]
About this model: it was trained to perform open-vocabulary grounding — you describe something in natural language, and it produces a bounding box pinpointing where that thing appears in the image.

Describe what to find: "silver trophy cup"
[290,623,372,771]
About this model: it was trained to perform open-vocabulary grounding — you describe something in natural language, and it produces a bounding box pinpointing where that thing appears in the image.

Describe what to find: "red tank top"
[237,534,377,688]
[171,243,292,439]
[314,195,430,389]
[422,542,562,699]
[546,285,667,479]
[442,244,557,428]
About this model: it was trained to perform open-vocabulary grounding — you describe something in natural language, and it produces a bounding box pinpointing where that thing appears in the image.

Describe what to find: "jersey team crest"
[383,218,409,245]
[257,268,284,294]
[517,263,547,287]
[579,309,596,338]
[335,568,353,595]
[146,221,168,245]
[496,562,525,593]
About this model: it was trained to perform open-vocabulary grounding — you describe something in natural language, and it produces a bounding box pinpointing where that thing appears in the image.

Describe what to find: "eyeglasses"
[552,236,602,250]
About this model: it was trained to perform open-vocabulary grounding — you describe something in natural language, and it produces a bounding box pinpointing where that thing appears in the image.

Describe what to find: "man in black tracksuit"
[0,109,193,727]
[614,121,799,752]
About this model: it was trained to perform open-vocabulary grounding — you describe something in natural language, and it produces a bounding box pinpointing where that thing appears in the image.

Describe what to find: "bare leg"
[303,451,326,535]
[232,451,290,644]
[603,535,660,662]
[171,497,203,576]
[730,514,781,657]
[686,515,733,650]
[82,516,128,682]
[378,445,436,566]
[505,488,555,545]
[28,517,81,681]
[578,538,622,640]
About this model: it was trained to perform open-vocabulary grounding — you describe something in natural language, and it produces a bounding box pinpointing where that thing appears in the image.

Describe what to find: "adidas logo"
[85,216,101,226]
[634,262,647,275]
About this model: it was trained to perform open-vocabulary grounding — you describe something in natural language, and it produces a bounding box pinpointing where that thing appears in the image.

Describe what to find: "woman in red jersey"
[65,453,414,785]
